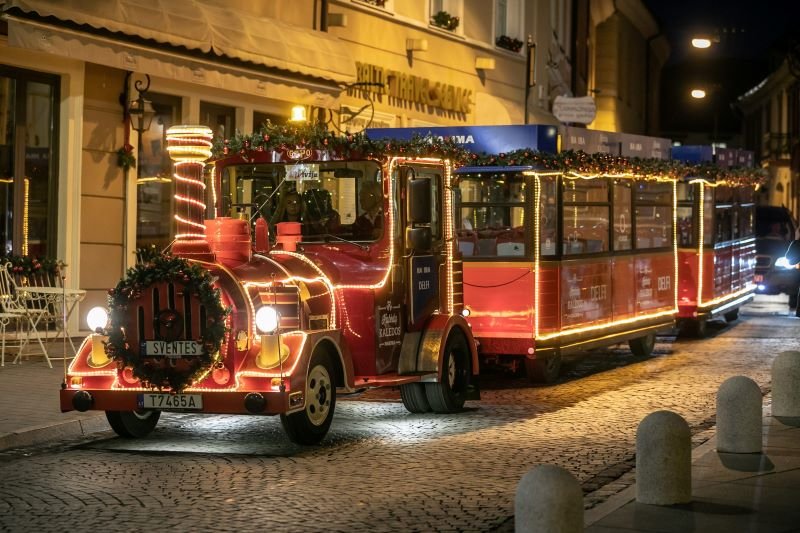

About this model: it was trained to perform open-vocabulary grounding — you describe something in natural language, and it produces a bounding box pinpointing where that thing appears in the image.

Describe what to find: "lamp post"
[128,75,156,135]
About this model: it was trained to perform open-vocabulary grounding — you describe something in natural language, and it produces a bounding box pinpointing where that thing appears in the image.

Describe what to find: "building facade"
[738,60,800,214]
[0,0,663,331]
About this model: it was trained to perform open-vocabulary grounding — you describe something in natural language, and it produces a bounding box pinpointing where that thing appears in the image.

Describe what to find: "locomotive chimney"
[166,125,215,260]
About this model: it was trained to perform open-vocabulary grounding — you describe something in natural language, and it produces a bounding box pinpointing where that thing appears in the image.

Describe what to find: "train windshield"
[219,160,383,242]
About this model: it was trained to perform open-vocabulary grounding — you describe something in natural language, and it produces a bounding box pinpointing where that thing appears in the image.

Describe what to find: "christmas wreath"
[105,254,229,391]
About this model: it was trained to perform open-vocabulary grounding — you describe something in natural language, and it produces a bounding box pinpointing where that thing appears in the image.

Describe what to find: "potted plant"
[431,10,460,31]
[496,35,524,53]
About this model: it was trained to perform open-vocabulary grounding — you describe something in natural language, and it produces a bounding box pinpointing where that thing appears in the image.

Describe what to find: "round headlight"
[255,306,280,334]
[86,306,109,332]
[776,256,792,269]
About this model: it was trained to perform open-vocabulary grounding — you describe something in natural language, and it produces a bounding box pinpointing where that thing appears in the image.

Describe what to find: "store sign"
[552,95,597,125]
[355,62,472,114]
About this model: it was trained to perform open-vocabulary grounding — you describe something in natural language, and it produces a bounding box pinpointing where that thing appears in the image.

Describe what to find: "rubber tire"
[425,332,471,413]
[629,333,656,357]
[280,351,336,445]
[400,383,431,413]
[525,353,562,384]
[724,309,740,322]
[105,410,161,438]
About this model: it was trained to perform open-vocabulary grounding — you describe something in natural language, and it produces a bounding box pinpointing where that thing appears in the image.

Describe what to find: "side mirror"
[406,227,432,252]
[407,177,431,224]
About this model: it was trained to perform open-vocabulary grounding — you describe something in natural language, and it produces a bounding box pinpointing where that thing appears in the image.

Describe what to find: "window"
[613,182,632,250]
[353,0,394,10]
[455,172,526,258]
[253,111,285,129]
[495,0,524,52]
[0,67,59,258]
[633,181,672,249]
[136,93,182,251]
[200,101,236,144]
[430,0,463,33]
[220,161,383,242]
[562,178,609,255]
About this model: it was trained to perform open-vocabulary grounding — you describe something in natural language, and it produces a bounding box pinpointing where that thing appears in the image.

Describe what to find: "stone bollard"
[772,351,800,417]
[515,464,583,533]
[716,376,762,453]
[636,410,691,505]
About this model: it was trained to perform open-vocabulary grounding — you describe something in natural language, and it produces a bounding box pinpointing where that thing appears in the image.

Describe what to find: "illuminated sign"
[355,62,472,114]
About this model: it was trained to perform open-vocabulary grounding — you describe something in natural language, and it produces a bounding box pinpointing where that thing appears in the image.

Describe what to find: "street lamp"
[691,38,712,49]
[690,88,707,99]
[127,74,156,134]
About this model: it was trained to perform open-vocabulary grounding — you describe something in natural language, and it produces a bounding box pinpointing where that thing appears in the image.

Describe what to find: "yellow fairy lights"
[166,125,213,242]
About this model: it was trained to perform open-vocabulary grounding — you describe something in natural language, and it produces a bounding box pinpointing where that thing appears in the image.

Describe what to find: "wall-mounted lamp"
[289,104,308,123]
[406,38,429,52]
[475,57,496,70]
[126,74,156,134]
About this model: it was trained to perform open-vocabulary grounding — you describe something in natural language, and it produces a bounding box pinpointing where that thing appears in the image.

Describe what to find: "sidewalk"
[585,407,800,532]
[0,354,107,450]
[2,350,800,532]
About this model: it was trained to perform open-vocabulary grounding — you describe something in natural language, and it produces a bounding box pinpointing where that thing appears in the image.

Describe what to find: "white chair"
[0,263,51,367]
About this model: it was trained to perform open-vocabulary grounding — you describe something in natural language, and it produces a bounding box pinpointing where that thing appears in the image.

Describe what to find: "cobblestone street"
[0,297,796,532]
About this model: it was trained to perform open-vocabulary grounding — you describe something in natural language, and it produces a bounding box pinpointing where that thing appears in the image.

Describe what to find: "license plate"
[138,393,203,410]
[754,274,764,282]
[141,340,203,358]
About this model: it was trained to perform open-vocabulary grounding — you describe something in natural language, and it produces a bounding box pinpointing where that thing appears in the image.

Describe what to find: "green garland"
[212,122,766,187]
[1,254,66,279]
[211,120,469,163]
[105,254,230,392]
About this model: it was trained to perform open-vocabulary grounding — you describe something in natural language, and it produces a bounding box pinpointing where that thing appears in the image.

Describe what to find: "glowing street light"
[690,89,707,99]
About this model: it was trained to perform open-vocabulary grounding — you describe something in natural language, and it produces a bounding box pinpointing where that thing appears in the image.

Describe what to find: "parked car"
[754,206,800,307]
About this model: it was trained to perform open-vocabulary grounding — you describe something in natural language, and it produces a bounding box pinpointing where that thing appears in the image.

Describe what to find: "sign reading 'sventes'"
[356,62,472,114]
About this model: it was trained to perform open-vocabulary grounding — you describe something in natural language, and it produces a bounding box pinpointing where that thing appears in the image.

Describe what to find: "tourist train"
[59,122,763,442]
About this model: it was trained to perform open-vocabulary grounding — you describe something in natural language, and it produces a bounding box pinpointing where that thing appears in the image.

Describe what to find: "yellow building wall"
[79,64,127,324]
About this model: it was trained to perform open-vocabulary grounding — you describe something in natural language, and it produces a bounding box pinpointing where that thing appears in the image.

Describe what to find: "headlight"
[776,256,793,269]
[86,306,109,332]
[255,306,280,334]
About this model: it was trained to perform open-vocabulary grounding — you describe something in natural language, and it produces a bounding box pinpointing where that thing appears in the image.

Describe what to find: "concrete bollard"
[636,410,691,505]
[716,376,762,453]
[772,351,800,417]
[515,464,583,533]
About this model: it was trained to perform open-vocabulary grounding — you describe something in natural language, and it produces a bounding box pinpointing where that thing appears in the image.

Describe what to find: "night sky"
[642,0,800,143]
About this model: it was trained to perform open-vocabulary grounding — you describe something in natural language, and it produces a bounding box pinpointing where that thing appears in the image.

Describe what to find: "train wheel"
[629,333,656,357]
[724,309,740,322]
[525,353,562,384]
[400,383,431,413]
[281,351,336,445]
[425,332,471,413]
[105,410,161,438]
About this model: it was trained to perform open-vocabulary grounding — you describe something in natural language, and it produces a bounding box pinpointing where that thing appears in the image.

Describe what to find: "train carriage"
[672,146,758,336]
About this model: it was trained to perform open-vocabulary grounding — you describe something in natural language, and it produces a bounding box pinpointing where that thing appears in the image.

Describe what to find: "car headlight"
[255,306,280,334]
[776,256,793,269]
[86,306,109,332]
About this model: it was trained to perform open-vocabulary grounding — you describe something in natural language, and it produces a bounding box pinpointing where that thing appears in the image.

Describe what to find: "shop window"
[430,0,462,33]
[254,111,285,129]
[495,0,524,52]
[135,93,182,251]
[0,67,59,258]
[200,101,236,143]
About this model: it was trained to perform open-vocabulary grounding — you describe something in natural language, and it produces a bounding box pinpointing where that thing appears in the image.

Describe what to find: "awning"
[1,0,356,86]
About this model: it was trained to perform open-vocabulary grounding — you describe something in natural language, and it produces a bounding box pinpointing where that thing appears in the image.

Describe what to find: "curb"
[0,415,108,452]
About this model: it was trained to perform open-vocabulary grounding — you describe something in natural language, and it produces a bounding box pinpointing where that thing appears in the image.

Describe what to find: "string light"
[167,125,213,246]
